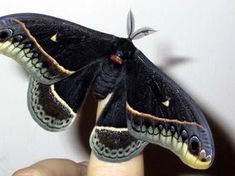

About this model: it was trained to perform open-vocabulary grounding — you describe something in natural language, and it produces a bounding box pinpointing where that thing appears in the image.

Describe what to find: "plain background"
[0,0,234,175]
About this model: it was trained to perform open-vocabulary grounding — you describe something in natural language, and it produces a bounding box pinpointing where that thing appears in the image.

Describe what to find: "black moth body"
[0,11,214,170]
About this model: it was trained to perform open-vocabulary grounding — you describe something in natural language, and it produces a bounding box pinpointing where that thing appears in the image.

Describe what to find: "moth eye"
[189,136,201,154]
[0,28,13,41]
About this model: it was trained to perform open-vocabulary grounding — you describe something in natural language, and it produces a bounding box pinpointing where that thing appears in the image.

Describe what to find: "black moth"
[0,11,214,169]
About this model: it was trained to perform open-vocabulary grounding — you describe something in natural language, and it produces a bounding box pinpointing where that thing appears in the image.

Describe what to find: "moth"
[0,11,214,169]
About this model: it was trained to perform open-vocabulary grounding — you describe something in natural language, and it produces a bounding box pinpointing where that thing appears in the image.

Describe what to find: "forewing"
[28,63,101,131]
[90,77,147,162]
[0,13,116,84]
[126,49,214,169]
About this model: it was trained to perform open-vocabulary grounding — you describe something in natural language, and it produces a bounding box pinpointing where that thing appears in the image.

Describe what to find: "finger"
[87,152,144,176]
[86,93,145,176]
[12,159,87,176]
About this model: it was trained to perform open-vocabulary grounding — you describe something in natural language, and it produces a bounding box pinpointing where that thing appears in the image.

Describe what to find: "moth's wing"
[28,63,101,132]
[90,77,148,162]
[0,13,116,84]
[126,49,214,169]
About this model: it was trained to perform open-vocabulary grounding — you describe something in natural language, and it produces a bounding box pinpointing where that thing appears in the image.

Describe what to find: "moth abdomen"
[93,59,123,99]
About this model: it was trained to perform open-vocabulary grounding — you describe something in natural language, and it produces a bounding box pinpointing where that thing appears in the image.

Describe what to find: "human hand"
[12,152,144,176]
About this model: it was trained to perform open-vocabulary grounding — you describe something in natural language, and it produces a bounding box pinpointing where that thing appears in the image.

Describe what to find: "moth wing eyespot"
[158,124,163,131]
[170,125,176,134]
[0,28,13,41]
[181,129,188,141]
[189,135,201,155]
[12,34,24,43]
[23,42,33,49]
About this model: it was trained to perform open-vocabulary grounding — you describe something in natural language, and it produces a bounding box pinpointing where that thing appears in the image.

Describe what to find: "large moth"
[0,11,214,170]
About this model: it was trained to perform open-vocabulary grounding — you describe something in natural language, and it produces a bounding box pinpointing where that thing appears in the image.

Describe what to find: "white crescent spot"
[162,100,170,107]
[50,33,58,42]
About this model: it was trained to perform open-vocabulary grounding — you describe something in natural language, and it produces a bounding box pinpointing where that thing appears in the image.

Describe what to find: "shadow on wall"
[74,57,235,176]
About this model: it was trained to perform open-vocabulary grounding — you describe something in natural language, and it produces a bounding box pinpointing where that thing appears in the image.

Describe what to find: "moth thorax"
[110,54,123,64]
[93,61,122,100]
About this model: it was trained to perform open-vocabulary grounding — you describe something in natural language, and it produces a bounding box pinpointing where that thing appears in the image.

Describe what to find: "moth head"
[112,38,135,59]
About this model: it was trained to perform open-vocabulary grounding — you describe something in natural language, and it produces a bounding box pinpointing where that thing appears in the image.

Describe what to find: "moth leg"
[89,79,148,162]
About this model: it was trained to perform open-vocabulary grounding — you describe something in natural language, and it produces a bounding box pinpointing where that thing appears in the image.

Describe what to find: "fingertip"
[87,152,144,176]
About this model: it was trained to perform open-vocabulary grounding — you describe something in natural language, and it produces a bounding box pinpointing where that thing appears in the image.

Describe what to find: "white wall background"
[0,0,234,175]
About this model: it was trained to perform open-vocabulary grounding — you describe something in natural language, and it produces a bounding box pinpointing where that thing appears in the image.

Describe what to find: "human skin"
[12,153,144,176]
